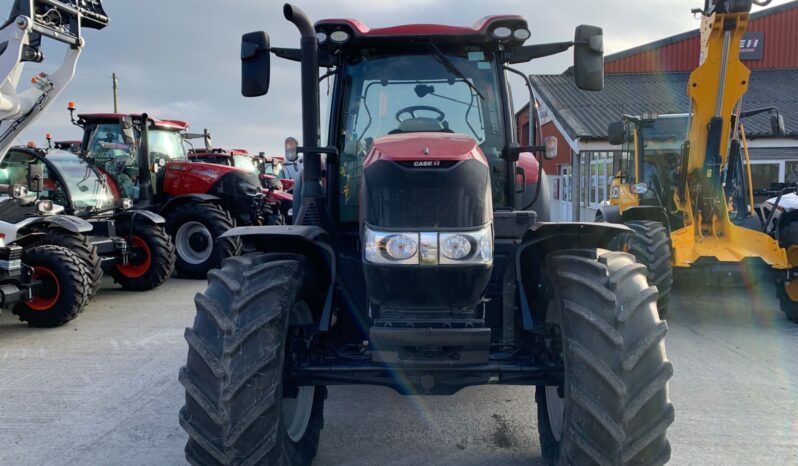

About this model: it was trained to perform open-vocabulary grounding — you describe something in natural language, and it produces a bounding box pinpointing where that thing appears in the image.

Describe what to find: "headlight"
[363,225,492,266]
[364,228,419,265]
[439,225,492,265]
[121,198,133,209]
[36,199,53,213]
[440,234,471,260]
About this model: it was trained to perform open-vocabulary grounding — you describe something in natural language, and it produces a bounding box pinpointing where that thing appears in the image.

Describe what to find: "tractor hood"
[360,132,492,230]
[363,132,488,169]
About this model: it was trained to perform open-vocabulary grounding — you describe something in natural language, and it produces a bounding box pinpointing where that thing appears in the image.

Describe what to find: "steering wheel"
[395,106,446,123]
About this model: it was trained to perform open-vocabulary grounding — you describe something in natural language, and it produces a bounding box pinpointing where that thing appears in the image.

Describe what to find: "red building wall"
[605,3,798,73]
[516,109,572,174]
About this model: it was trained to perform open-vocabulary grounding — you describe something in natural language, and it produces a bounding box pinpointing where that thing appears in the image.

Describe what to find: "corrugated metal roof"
[530,69,798,141]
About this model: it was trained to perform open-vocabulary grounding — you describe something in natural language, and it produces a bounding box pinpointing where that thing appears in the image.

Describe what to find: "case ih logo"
[413,160,441,167]
[397,160,458,169]
[740,32,764,60]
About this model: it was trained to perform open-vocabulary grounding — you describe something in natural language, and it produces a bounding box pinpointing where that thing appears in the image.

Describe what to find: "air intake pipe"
[283,3,325,219]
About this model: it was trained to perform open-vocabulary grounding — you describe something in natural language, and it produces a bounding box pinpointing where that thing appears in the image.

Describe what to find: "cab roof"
[78,113,189,131]
[315,15,529,47]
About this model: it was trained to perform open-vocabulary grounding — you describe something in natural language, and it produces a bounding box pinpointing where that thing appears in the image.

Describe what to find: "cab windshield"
[149,129,187,161]
[336,47,507,222]
[0,149,114,213]
[47,151,115,212]
[233,155,258,174]
[622,115,689,185]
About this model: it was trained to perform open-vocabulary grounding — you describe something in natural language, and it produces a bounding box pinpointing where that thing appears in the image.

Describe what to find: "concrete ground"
[1,277,797,465]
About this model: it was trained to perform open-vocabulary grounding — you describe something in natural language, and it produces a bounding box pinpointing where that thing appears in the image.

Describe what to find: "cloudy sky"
[14,0,791,153]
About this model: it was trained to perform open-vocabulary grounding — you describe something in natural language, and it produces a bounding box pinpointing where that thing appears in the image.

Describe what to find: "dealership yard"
[1,278,796,466]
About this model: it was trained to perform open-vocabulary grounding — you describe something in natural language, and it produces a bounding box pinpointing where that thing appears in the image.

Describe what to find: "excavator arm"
[0,0,107,158]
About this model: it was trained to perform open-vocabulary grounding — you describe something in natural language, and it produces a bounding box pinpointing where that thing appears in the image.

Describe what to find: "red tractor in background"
[188,147,292,224]
[68,108,273,277]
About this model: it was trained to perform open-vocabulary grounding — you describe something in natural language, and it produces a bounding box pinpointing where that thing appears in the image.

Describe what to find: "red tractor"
[69,110,273,277]
[179,5,673,465]
[188,147,292,224]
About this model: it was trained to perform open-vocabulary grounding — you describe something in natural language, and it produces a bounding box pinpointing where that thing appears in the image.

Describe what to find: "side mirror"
[242,31,271,97]
[608,121,626,145]
[631,182,648,194]
[27,163,43,193]
[285,137,299,162]
[121,117,136,145]
[573,25,604,91]
[772,113,786,137]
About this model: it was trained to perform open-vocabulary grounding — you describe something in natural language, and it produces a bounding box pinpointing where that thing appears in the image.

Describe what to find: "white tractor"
[0,0,108,327]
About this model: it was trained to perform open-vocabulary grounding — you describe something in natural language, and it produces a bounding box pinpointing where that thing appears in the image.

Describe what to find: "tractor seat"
[389,117,451,134]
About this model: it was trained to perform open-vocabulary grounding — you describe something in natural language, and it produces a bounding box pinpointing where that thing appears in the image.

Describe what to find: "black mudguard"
[596,204,621,223]
[515,222,632,330]
[113,209,166,225]
[219,225,336,330]
[159,194,222,216]
[33,215,93,233]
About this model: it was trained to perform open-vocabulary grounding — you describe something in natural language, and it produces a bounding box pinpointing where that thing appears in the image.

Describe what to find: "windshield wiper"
[426,43,485,101]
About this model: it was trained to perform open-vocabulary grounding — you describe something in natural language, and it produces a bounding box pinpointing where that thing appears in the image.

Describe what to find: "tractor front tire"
[166,203,242,279]
[43,228,103,297]
[179,253,325,466]
[625,220,673,319]
[13,245,92,327]
[536,249,674,466]
[110,221,176,291]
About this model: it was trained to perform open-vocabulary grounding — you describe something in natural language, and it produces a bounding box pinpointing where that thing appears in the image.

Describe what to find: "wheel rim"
[116,236,151,278]
[175,221,213,265]
[26,266,60,311]
[282,301,315,443]
[545,300,566,442]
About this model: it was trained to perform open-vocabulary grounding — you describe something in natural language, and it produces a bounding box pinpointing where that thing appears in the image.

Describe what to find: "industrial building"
[521,0,798,221]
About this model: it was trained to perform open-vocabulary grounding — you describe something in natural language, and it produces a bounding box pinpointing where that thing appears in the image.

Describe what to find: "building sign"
[740,32,764,60]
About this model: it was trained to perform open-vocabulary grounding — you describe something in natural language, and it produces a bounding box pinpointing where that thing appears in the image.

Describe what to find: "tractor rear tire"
[166,203,242,279]
[110,221,176,291]
[776,220,798,323]
[625,221,673,319]
[179,253,325,466]
[13,245,92,327]
[536,249,674,466]
[43,228,103,297]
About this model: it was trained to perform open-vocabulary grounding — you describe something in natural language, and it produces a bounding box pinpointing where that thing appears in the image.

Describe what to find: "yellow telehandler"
[601,0,798,323]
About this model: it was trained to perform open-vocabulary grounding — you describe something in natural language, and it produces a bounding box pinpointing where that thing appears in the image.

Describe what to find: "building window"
[785,161,798,184]
[577,151,619,208]
[748,161,782,192]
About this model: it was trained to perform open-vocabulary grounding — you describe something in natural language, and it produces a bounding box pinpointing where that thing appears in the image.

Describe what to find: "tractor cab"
[608,113,689,224]
[1,147,117,215]
[76,113,188,200]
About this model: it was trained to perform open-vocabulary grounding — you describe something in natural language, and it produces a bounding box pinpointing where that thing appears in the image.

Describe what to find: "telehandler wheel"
[625,221,673,319]
[110,221,176,291]
[13,245,92,327]
[42,228,103,297]
[536,249,674,466]
[776,221,798,323]
[179,253,325,466]
[166,202,242,279]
